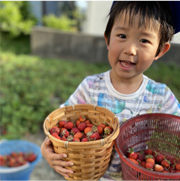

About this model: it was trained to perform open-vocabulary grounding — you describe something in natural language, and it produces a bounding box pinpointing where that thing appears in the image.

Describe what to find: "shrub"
[0,1,37,37]
[43,14,76,32]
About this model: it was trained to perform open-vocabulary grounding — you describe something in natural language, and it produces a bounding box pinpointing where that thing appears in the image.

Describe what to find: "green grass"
[0,33,179,139]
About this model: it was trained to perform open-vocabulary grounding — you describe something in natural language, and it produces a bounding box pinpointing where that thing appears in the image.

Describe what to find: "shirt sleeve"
[160,86,180,116]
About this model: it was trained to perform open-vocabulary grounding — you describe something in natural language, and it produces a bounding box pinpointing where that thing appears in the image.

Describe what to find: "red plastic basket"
[115,113,180,180]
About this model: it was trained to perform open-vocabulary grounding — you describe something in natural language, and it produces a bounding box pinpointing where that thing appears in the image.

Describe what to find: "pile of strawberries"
[127,148,180,173]
[49,115,113,142]
[0,152,37,167]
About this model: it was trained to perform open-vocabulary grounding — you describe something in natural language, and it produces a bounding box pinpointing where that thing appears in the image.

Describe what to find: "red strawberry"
[146,155,155,166]
[104,126,113,135]
[49,126,60,135]
[51,132,61,139]
[161,159,170,168]
[137,152,145,162]
[64,121,74,130]
[85,120,90,124]
[61,136,67,141]
[175,163,180,171]
[97,125,104,135]
[89,132,100,140]
[26,153,36,162]
[60,128,69,137]
[154,164,164,172]
[67,135,74,142]
[74,132,83,139]
[76,120,81,127]
[144,149,152,155]
[140,161,146,168]
[84,127,92,135]
[127,148,138,160]
[81,138,89,142]
[9,158,16,167]
[79,115,86,122]
[128,158,139,165]
[72,138,80,142]
[78,122,87,132]
[145,162,154,169]
[86,123,93,128]
[155,154,164,163]
[99,123,106,129]
[71,127,80,135]
[58,120,66,128]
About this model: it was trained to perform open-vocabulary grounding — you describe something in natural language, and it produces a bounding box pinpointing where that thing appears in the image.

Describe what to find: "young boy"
[41,2,180,180]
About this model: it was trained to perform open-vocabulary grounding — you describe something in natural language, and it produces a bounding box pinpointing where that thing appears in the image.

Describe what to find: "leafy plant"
[43,14,76,32]
[0,1,37,37]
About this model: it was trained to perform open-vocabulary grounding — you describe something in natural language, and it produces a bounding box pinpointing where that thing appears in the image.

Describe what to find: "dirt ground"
[23,131,66,181]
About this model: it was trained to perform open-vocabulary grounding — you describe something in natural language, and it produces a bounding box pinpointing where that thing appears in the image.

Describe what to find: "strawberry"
[154,164,164,172]
[71,127,80,135]
[86,123,93,128]
[104,126,113,135]
[99,123,106,129]
[161,159,170,168]
[9,158,16,167]
[67,135,74,142]
[81,138,89,142]
[49,126,60,135]
[146,155,155,166]
[97,125,104,135]
[140,161,146,168]
[78,122,87,132]
[74,132,83,139]
[155,153,164,163]
[58,120,66,128]
[61,136,67,141]
[128,158,139,165]
[137,152,145,162]
[84,127,92,135]
[175,163,180,171]
[51,132,61,139]
[145,162,154,169]
[26,153,36,162]
[60,128,69,137]
[127,148,138,160]
[144,149,152,155]
[76,120,81,127]
[72,137,80,142]
[79,115,86,122]
[64,121,74,130]
[85,120,90,124]
[89,132,101,140]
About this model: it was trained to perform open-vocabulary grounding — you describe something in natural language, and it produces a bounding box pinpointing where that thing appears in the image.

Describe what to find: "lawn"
[0,33,180,139]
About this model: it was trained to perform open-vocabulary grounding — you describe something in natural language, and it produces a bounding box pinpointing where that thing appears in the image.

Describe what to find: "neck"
[110,71,143,94]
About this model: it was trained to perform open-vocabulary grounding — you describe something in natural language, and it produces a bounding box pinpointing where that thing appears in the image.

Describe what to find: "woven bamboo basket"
[43,104,119,180]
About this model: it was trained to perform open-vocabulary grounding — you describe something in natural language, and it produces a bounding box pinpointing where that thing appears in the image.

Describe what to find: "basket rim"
[43,104,120,148]
[115,113,180,179]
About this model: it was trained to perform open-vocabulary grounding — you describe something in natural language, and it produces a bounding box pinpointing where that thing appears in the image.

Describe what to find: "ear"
[154,42,170,60]
[104,33,109,50]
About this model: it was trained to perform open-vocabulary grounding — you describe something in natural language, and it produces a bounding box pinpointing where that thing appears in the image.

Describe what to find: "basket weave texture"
[115,113,180,180]
[43,104,120,180]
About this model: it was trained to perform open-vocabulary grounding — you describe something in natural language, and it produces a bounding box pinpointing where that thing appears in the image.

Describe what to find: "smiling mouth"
[120,60,136,68]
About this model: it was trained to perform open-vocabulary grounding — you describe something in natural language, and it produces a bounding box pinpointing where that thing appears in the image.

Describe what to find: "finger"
[48,153,67,161]
[51,160,74,167]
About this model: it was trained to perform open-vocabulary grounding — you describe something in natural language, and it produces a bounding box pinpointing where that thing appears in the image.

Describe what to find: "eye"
[118,34,126,39]
[140,39,150,44]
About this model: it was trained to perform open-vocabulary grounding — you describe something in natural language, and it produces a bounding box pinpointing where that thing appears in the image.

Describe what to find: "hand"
[41,137,74,178]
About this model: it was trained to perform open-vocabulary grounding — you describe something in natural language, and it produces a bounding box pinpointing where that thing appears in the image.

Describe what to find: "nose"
[123,43,137,56]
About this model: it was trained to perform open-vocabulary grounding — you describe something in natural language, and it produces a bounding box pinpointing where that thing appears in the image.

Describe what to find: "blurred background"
[0,1,180,180]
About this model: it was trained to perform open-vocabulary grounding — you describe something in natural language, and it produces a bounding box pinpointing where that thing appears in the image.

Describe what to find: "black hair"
[104,1,174,55]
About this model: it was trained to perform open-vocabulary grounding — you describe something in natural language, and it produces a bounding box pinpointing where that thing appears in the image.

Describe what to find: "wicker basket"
[115,113,180,180]
[43,104,120,180]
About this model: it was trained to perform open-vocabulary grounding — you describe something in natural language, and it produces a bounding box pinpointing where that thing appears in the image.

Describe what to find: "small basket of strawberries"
[43,104,119,180]
[115,113,180,180]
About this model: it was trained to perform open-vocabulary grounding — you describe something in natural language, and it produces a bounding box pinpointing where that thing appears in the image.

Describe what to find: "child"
[41,1,180,180]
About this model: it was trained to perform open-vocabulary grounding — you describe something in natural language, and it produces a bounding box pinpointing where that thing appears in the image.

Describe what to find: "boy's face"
[105,12,169,82]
